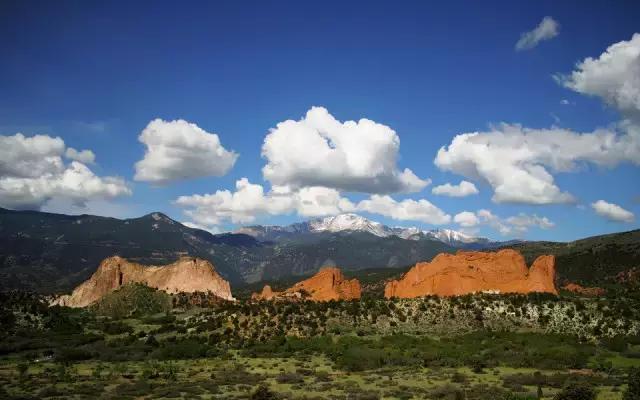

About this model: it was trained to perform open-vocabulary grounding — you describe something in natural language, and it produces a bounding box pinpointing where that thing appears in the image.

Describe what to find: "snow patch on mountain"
[425,228,480,244]
[309,213,388,237]
[235,213,492,245]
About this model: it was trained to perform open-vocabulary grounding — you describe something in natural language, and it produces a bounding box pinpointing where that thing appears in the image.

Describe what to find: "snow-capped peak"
[234,213,490,246]
[309,213,388,237]
[308,214,484,244]
[425,228,478,244]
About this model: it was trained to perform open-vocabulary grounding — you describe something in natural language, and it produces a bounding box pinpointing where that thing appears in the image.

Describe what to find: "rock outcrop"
[614,268,640,285]
[384,249,557,298]
[53,256,234,307]
[562,282,606,297]
[252,267,361,302]
[251,284,279,301]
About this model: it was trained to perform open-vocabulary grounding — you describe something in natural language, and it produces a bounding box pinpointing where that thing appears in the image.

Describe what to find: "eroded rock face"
[252,267,361,302]
[384,249,557,298]
[53,256,234,307]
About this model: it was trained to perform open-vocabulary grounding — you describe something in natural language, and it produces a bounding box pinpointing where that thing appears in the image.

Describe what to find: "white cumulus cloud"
[453,211,479,227]
[176,179,452,230]
[434,123,640,205]
[591,200,635,223]
[65,147,96,164]
[0,133,130,210]
[505,213,555,230]
[432,180,478,197]
[357,195,451,225]
[182,221,222,234]
[261,106,429,194]
[557,33,640,117]
[454,209,554,236]
[175,178,356,229]
[134,119,238,184]
[516,16,559,51]
[295,186,356,217]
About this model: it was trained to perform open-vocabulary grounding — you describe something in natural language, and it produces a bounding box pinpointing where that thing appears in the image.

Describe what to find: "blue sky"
[1,0,639,241]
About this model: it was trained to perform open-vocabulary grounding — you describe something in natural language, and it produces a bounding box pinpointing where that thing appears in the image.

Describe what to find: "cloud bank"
[0,133,130,210]
[434,123,639,205]
[176,178,450,231]
[454,209,554,236]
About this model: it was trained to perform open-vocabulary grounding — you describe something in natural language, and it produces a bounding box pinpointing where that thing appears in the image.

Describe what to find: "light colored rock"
[52,256,234,307]
[384,249,557,298]
[251,284,279,301]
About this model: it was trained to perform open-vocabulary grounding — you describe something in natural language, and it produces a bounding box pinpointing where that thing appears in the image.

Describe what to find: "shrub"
[16,362,28,379]
[276,372,304,384]
[602,336,628,352]
[251,385,278,400]
[152,338,209,360]
[100,321,134,335]
[553,383,596,400]
[57,347,93,363]
[624,368,640,400]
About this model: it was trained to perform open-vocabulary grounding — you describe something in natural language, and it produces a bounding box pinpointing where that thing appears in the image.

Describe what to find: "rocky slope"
[384,249,557,298]
[52,256,234,307]
[501,229,640,285]
[252,267,361,301]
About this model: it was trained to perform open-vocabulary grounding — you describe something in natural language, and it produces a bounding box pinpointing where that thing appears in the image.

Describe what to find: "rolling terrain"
[1,207,639,295]
[502,229,640,285]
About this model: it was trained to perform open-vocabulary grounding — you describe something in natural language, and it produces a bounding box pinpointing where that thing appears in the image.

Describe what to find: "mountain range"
[1,207,638,293]
[235,213,501,246]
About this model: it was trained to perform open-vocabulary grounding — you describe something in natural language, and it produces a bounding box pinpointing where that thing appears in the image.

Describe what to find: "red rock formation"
[384,249,557,299]
[252,267,361,302]
[250,285,280,301]
[614,268,640,285]
[562,282,606,297]
[53,256,234,307]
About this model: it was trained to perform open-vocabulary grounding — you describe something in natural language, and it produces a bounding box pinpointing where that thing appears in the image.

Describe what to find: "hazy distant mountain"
[235,213,501,247]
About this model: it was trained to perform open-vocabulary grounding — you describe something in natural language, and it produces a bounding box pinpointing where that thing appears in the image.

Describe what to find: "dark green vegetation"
[505,229,640,285]
[2,285,640,399]
[89,284,173,319]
